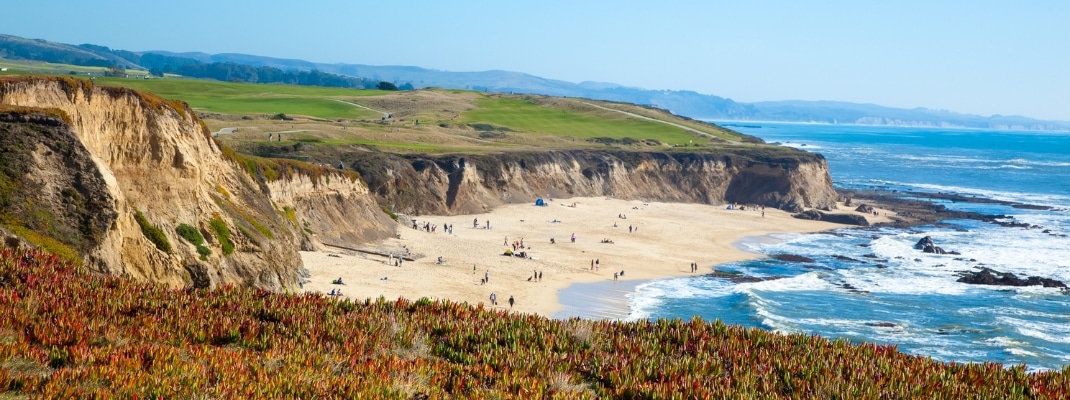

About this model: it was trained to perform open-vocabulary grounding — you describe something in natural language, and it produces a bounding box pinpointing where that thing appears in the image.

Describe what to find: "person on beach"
[473,218,478,228]
[412,220,418,230]
[596,259,600,270]
[485,270,489,283]
[504,236,508,246]
[508,296,515,308]
[571,233,576,243]
[590,260,594,271]
[538,271,543,281]
[613,272,618,281]
[490,292,497,306]
[486,220,491,229]
[620,270,624,277]
[629,225,633,233]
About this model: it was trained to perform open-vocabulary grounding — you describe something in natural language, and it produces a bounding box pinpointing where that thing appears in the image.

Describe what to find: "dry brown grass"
[343,89,481,122]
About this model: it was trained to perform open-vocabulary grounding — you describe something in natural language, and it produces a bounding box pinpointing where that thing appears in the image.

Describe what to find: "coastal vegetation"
[0,248,1067,398]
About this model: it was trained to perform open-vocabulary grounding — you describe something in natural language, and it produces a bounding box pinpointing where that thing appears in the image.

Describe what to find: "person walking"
[485,270,489,283]
[508,296,515,308]
[490,292,497,306]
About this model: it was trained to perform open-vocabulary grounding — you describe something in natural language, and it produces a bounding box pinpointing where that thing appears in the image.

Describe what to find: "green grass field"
[92,77,386,120]
[459,97,701,145]
[4,62,755,153]
[0,58,149,76]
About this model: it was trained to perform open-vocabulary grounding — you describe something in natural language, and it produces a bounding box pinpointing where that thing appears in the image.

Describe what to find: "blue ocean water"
[561,123,1070,371]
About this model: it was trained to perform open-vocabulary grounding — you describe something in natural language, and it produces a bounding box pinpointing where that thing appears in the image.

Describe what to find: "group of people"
[507,237,526,251]
[473,218,491,229]
[528,270,543,282]
[689,262,699,273]
[412,220,453,234]
[613,270,625,281]
[488,292,515,308]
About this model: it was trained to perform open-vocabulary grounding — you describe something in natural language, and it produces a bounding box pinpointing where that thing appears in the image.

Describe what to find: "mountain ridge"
[2,33,1067,131]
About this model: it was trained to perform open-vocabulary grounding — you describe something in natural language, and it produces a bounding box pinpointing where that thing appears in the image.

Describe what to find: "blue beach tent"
[535,198,546,206]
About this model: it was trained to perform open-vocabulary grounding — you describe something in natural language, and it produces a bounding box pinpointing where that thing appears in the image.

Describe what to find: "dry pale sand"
[301,198,886,318]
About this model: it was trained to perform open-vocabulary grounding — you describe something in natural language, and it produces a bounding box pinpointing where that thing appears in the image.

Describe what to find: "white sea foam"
[737,272,833,293]
[898,182,1070,208]
[996,317,1070,344]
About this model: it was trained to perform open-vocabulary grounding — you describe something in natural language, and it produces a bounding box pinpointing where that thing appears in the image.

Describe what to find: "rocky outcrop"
[792,209,870,226]
[957,268,1066,288]
[913,236,946,254]
[0,76,316,289]
[348,149,839,216]
[265,170,395,250]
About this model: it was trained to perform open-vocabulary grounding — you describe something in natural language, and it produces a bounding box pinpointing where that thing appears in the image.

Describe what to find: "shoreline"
[301,197,889,317]
[554,232,815,321]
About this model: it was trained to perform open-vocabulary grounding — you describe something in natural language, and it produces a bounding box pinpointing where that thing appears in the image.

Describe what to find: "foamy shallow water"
[559,123,1070,371]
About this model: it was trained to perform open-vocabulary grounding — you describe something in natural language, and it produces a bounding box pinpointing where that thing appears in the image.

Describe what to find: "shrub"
[195,244,211,259]
[175,224,205,246]
[176,223,211,260]
[134,210,171,253]
[381,205,398,221]
[209,216,234,256]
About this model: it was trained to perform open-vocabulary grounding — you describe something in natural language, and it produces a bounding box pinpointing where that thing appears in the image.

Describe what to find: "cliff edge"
[0,77,393,289]
[347,149,839,216]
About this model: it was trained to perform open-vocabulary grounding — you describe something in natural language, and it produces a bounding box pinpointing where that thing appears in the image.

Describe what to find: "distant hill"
[3,33,1067,131]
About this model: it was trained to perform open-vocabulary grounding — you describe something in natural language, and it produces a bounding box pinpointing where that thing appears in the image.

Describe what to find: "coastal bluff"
[0,76,838,290]
[347,149,839,216]
[0,76,393,290]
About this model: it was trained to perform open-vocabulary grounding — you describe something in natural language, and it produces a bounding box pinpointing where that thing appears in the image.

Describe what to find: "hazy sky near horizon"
[6,1,1069,120]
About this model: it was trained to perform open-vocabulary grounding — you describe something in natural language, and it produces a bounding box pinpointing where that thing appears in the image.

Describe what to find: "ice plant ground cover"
[0,248,1067,398]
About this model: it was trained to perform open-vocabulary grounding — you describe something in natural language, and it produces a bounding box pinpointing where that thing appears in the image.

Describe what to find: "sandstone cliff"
[347,149,838,216]
[0,77,396,289]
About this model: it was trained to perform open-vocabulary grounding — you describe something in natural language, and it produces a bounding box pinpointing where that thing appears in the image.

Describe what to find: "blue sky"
[6,1,1069,120]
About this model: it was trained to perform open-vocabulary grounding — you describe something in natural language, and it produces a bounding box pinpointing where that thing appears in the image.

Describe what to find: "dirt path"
[580,101,737,144]
[334,99,390,118]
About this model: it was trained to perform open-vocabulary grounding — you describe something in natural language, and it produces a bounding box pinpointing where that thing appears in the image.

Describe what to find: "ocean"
[556,123,1070,371]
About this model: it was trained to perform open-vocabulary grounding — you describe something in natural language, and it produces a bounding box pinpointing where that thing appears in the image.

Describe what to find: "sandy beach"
[301,197,889,317]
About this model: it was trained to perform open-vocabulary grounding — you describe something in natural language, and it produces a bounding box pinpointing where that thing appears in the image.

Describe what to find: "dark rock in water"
[876,264,887,269]
[772,254,815,263]
[793,210,870,226]
[862,253,880,259]
[840,283,869,294]
[957,268,1067,288]
[947,251,961,255]
[914,236,948,254]
[834,255,860,263]
[866,322,897,328]
[707,270,785,283]
[855,204,875,213]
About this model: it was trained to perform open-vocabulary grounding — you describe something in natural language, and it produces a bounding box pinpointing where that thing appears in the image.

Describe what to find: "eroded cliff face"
[0,77,311,289]
[265,171,396,250]
[349,149,838,216]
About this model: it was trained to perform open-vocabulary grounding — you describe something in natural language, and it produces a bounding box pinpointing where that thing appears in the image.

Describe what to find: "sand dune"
[302,197,879,317]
